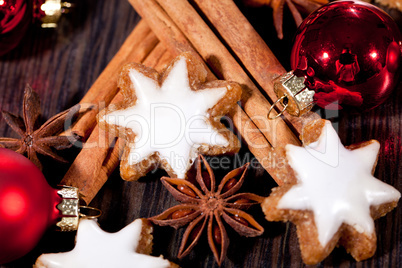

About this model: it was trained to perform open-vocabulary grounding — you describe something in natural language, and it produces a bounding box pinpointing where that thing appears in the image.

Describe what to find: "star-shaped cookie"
[262,119,400,265]
[98,52,241,180]
[34,219,176,268]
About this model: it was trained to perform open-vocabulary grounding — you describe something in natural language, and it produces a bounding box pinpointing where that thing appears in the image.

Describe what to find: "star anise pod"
[243,0,328,39]
[150,154,265,265]
[0,84,80,170]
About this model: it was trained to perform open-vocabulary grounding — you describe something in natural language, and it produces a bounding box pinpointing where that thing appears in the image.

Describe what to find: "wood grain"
[0,0,400,267]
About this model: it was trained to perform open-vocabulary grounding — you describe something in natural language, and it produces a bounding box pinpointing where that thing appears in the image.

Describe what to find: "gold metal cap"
[269,71,315,118]
[56,186,80,231]
[56,186,102,231]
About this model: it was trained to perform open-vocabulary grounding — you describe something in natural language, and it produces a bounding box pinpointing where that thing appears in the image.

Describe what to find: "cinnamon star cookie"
[34,219,177,268]
[262,119,400,265]
[98,52,241,180]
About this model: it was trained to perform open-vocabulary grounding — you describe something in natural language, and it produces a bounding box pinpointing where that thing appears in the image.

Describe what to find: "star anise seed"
[0,84,80,170]
[149,154,265,266]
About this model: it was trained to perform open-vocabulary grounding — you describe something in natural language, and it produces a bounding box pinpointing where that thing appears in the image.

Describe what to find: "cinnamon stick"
[61,93,125,205]
[62,41,174,205]
[231,105,285,183]
[191,0,321,134]
[142,42,169,68]
[72,20,159,140]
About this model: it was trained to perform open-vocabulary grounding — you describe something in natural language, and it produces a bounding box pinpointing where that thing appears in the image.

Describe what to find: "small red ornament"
[0,0,68,56]
[271,0,402,117]
[0,148,80,264]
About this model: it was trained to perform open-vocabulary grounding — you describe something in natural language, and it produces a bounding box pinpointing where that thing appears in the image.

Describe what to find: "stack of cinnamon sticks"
[62,0,320,204]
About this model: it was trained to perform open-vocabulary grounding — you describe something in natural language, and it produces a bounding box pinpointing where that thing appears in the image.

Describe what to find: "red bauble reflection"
[291,0,402,112]
[0,148,62,264]
[0,0,32,56]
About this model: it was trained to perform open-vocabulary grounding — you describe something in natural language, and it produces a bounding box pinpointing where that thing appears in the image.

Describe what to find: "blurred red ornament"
[0,0,32,55]
[272,0,402,117]
[0,148,80,264]
[0,0,64,56]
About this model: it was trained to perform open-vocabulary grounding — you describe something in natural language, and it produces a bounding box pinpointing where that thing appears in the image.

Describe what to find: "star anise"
[243,0,328,39]
[149,154,265,265]
[0,84,80,170]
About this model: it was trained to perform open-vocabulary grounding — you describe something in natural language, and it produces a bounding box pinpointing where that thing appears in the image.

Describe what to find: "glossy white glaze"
[104,56,228,178]
[278,121,400,247]
[36,219,171,268]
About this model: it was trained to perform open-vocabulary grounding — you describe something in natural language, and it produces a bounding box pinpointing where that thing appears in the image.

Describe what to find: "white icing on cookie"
[278,121,401,247]
[35,219,171,268]
[103,56,228,178]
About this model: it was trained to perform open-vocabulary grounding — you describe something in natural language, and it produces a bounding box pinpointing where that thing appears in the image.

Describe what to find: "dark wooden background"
[1,0,401,267]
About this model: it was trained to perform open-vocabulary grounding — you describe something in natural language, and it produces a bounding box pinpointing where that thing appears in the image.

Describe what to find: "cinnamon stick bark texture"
[61,93,126,205]
[191,0,320,134]
[153,0,299,148]
[231,105,287,183]
[73,20,159,140]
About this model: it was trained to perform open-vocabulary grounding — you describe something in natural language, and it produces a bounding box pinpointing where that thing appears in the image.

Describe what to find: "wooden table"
[1,1,401,267]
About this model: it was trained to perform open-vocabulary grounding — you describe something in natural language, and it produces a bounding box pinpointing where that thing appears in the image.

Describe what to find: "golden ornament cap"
[56,186,101,231]
[56,186,80,231]
[268,71,315,119]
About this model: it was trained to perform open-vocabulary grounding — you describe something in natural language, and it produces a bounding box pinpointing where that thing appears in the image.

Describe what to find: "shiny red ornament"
[0,148,62,264]
[290,0,402,112]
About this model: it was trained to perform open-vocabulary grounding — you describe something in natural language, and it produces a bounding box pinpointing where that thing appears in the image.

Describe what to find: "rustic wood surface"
[0,0,401,267]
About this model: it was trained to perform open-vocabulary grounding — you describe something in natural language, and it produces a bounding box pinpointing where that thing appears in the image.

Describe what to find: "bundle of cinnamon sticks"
[62,0,320,204]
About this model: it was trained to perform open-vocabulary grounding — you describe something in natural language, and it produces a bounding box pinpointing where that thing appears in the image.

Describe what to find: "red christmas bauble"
[290,0,402,112]
[0,148,62,264]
